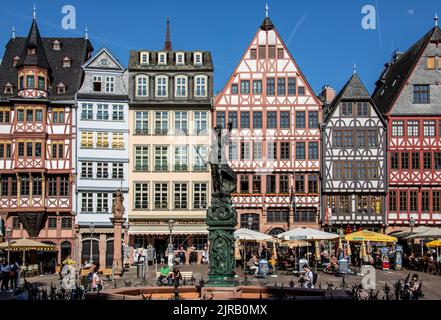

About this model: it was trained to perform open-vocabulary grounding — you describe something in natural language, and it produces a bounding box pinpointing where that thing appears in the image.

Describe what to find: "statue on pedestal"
[110,190,126,276]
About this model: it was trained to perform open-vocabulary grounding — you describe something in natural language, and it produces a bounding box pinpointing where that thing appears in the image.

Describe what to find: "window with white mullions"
[156,76,168,97]
[81,162,93,179]
[112,163,124,179]
[135,146,149,172]
[134,183,149,209]
[81,193,93,212]
[135,111,148,135]
[97,193,109,213]
[175,76,187,97]
[193,145,208,171]
[112,105,124,121]
[194,111,208,135]
[174,183,188,209]
[136,76,148,97]
[105,76,115,93]
[174,111,188,135]
[81,104,93,120]
[193,183,207,209]
[97,162,109,179]
[174,145,188,171]
[154,112,168,135]
[96,104,109,120]
[154,183,168,210]
[154,146,169,171]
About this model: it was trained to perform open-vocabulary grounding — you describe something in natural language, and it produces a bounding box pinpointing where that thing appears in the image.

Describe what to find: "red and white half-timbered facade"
[373,24,441,229]
[213,15,322,235]
[0,17,93,262]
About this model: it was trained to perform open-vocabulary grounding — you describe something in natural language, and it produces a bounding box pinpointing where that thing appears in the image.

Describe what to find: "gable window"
[136,75,148,97]
[392,121,404,137]
[268,46,276,59]
[140,52,149,65]
[341,102,353,116]
[4,83,13,94]
[427,56,435,70]
[158,52,167,65]
[175,76,187,97]
[253,80,262,94]
[267,78,275,95]
[228,111,237,129]
[231,84,238,94]
[56,83,66,94]
[357,102,368,116]
[156,76,168,97]
[62,57,71,68]
[277,48,284,59]
[258,45,266,59]
[93,76,102,92]
[250,49,257,59]
[194,52,202,66]
[105,76,115,93]
[413,85,430,103]
[240,80,250,94]
[298,86,305,95]
[176,52,184,65]
[277,78,286,95]
[195,76,207,97]
[288,78,296,95]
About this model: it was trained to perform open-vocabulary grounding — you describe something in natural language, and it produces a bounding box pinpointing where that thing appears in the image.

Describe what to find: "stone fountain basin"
[86,286,351,300]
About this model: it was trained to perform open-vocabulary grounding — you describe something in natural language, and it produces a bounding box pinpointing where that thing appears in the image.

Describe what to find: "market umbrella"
[0,238,57,251]
[234,228,274,241]
[234,240,242,260]
[392,226,434,239]
[277,228,339,241]
[426,239,441,247]
[314,240,320,260]
[405,228,441,239]
[344,230,397,243]
[279,240,311,248]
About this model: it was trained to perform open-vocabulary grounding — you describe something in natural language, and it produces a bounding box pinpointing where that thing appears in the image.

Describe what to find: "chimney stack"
[319,85,336,105]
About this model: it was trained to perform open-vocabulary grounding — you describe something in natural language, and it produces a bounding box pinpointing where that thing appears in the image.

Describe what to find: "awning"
[128,225,208,235]
[0,238,57,251]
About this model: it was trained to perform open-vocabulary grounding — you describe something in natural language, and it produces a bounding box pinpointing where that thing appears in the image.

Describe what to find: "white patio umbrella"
[277,227,339,241]
[393,226,435,238]
[234,228,274,241]
[405,228,441,239]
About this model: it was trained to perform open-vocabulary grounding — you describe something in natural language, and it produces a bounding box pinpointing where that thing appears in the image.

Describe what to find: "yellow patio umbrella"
[426,239,441,247]
[63,258,76,265]
[344,230,397,243]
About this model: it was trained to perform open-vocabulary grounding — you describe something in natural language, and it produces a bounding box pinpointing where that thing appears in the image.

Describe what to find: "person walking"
[91,266,103,292]
[10,259,20,290]
[300,265,315,289]
[1,259,11,292]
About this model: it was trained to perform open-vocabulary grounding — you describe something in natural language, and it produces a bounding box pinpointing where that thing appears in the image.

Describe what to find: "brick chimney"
[319,85,336,105]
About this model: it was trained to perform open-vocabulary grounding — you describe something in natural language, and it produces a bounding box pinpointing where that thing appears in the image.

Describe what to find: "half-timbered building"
[0,15,93,262]
[213,13,323,235]
[372,20,441,229]
[321,74,387,232]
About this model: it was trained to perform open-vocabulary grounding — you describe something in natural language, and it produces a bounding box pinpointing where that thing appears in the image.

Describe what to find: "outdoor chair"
[427,262,437,275]
[26,265,34,278]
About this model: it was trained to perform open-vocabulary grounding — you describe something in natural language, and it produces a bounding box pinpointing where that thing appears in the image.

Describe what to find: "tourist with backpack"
[300,265,317,289]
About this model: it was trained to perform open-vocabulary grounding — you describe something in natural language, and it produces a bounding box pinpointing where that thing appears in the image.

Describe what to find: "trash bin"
[136,263,144,278]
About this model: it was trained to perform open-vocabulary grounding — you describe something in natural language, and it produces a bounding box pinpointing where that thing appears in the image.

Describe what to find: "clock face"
[100,59,109,66]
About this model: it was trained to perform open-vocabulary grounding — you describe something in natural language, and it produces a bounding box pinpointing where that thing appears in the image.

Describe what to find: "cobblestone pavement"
[5,265,441,300]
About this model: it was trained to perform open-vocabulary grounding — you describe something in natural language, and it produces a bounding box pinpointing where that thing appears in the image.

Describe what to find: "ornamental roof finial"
[435,13,439,27]
[33,4,36,20]
[265,3,269,18]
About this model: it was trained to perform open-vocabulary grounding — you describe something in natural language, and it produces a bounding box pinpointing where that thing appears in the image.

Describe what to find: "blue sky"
[0,0,440,95]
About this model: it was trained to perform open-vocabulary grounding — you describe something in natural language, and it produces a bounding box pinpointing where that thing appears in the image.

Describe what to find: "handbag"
[9,271,16,279]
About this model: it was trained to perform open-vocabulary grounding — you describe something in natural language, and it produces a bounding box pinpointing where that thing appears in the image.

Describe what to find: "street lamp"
[168,219,175,268]
[5,226,12,264]
[89,223,95,264]
[409,217,416,255]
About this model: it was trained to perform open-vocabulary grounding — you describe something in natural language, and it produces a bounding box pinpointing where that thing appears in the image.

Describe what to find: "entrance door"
[155,239,167,262]
[106,240,114,268]
[81,239,99,264]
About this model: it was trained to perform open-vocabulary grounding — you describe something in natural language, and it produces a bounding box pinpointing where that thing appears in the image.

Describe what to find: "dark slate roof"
[0,23,93,102]
[372,26,441,114]
[16,19,50,71]
[128,50,213,71]
[324,73,384,125]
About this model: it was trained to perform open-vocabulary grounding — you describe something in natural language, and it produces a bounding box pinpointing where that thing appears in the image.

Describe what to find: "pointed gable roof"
[81,47,125,71]
[372,26,441,115]
[17,19,50,71]
[324,73,385,125]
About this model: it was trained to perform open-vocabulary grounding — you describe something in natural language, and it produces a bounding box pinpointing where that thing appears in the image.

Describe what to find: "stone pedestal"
[110,217,126,277]
[201,286,243,300]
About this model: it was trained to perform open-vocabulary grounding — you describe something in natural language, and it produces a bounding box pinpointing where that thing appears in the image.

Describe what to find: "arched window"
[81,238,100,264]
[136,75,148,97]
[175,75,188,97]
[195,75,207,97]
[155,75,168,97]
[268,228,285,236]
[240,213,260,231]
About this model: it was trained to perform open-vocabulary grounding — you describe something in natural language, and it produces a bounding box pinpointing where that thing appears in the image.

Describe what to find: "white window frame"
[174,145,189,170]
[140,51,149,65]
[105,76,115,93]
[81,162,93,179]
[136,75,148,97]
[135,146,149,171]
[174,183,188,209]
[134,183,149,209]
[193,145,208,170]
[154,112,168,134]
[176,52,185,66]
[158,52,167,65]
[175,75,188,97]
[96,193,109,213]
[96,104,109,120]
[81,193,93,212]
[194,111,208,135]
[135,111,149,134]
[112,105,124,121]
[156,75,168,97]
[194,52,203,66]
[154,183,168,210]
[174,111,188,135]
[193,183,208,209]
[195,75,207,97]
[112,163,124,179]
[96,162,109,179]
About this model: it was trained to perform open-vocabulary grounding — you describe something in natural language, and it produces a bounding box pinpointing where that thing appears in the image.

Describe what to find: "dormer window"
[158,52,167,65]
[27,47,36,55]
[4,83,13,94]
[194,52,203,66]
[93,76,102,92]
[140,52,149,65]
[52,40,61,51]
[62,57,71,68]
[57,83,66,94]
[12,56,20,67]
[176,52,185,66]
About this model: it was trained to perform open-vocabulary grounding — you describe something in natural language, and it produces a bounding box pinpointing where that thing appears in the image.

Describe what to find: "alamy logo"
[361,265,376,290]
[361,5,376,30]
[61,5,76,30]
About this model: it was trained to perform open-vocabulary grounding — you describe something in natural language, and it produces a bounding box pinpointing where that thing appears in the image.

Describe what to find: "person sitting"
[406,274,422,300]
[247,255,259,275]
[171,266,182,286]
[201,250,209,265]
[323,255,339,273]
[157,264,172,286]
